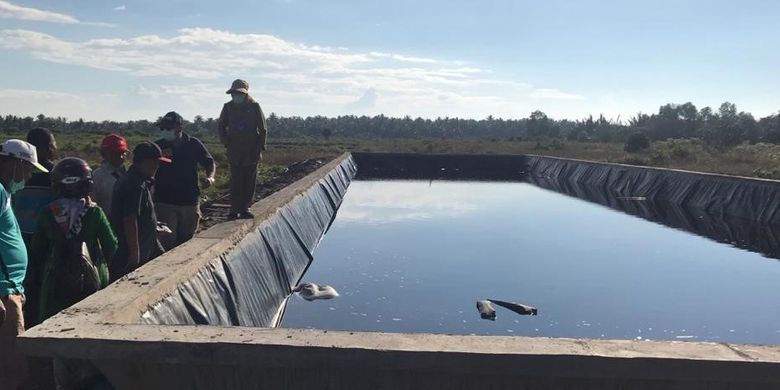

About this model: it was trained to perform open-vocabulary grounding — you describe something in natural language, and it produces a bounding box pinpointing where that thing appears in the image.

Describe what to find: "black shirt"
[110,164,158,265]
[26,159,54,187]
[154,133,214,206]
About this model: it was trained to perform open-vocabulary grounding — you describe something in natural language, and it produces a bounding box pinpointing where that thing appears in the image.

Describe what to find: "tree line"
[2,102,779,148]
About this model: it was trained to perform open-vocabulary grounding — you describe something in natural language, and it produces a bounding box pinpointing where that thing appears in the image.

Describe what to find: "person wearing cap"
[0,139,48,389]
[109,142,170,281]
[91,133,129,213]
[218,79,268,220]
[154,111,216,250]
[11,128,58,327]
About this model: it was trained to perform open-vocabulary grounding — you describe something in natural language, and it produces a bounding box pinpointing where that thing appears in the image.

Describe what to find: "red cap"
[101,133,129,153]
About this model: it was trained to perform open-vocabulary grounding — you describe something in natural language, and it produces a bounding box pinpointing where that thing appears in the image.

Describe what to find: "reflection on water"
[336,180,484,224]
[282,180,780,345]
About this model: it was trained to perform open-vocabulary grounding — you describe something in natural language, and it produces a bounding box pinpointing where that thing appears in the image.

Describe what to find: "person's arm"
[88,171,99,205]
[95,207,118,266]
[122,215,140,270]
[29,209,54,290]
[202,161,216,188]
[257,104,268,152]
[217,104,229,146]
[195,138,216,188]
[0,298,5,327]
[119,184,143,270]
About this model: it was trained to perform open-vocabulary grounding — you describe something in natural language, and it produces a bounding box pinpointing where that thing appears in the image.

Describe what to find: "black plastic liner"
[531,175,780,260]
[352,152,527,181]
[141,156,357,327]
[525,155,780,224]
[526,156,780,260]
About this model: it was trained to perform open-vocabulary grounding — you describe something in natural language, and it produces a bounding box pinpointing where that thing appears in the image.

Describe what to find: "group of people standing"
[0,79,268,389]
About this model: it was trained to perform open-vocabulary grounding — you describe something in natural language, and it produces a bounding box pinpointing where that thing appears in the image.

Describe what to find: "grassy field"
[5,131,780,201]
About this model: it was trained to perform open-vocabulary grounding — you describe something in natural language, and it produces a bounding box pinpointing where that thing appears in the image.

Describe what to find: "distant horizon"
[1,1,778,121]
[1,99,777,125]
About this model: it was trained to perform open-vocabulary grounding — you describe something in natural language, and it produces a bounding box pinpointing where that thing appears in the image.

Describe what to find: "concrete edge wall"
[20,326,780,388]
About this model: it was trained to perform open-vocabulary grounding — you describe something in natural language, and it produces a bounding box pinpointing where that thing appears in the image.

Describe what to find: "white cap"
[0,139,49,172]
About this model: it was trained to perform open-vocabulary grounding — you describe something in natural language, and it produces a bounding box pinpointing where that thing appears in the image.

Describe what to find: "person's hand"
[0,297,6,327]
[202,176,215,189]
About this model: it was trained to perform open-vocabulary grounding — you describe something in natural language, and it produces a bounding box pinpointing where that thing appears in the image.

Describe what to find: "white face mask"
[232,94,246,104]
[160,129,176,141]
[9,178,25,194]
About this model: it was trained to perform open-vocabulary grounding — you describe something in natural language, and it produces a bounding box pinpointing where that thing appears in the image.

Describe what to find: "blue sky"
[0,0,778,121]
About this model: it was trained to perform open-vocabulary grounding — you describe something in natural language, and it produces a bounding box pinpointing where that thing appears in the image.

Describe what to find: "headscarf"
[49,197,93,238]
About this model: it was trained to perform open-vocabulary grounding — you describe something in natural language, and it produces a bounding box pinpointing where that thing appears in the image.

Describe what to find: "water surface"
[282,180,780,344]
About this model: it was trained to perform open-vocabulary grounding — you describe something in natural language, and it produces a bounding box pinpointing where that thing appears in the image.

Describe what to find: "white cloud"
[0,0,114,26]
[0,0,77,23]
[0,89,89,119]
[0,88,79,100]
[530,88,585,100]
[344,88,379,113]
[113,5,126,11]
[0,27,586,119]
[369,51,438,64]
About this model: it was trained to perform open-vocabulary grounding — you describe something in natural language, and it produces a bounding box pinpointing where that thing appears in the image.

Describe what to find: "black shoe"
[239,211,254,219]
[227,213,239,220]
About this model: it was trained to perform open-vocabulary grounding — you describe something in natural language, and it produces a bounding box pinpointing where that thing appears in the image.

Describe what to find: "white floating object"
[293,283,340,301]
[476,300,496,320]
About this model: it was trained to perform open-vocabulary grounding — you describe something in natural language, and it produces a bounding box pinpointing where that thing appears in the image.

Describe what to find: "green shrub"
[649,150,667,165]
[652,138,703,163]
[753,167,780,180]
[534,138,565,151]
[624,132,650,153]
[617,156,649,166]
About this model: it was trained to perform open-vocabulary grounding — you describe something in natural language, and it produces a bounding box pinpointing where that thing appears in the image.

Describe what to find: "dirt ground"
[198,157,329,231]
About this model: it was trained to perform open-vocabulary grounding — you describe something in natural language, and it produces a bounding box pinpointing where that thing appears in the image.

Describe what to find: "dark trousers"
[155,202,201,251]
[230,163,258,214]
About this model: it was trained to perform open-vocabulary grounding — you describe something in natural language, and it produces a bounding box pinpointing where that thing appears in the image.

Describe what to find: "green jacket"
[31,205,117,322]
[218,95,268,166]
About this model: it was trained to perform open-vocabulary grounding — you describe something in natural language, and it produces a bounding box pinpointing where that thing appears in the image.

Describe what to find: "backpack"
[48,212,101,302]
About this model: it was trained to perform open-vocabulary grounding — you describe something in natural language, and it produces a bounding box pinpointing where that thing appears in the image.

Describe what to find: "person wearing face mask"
[11,128,58,328]
[91,133,129,214]
[0,139,48,390]
[153,111,216,250]
[218,79,268,220]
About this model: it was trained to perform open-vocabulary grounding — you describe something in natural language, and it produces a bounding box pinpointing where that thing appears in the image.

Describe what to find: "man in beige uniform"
[218,79,268,220]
